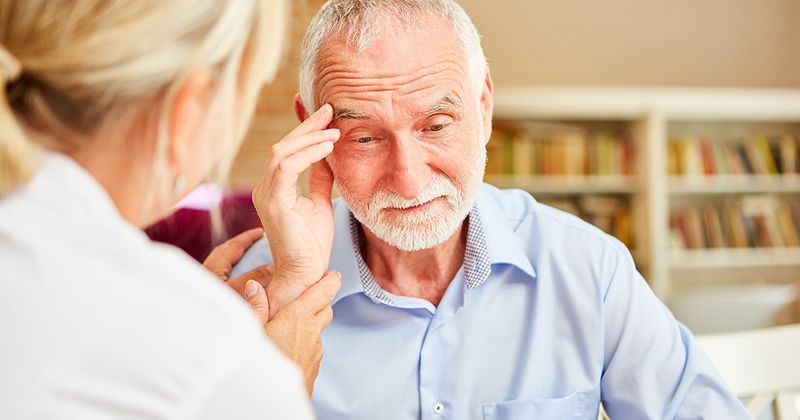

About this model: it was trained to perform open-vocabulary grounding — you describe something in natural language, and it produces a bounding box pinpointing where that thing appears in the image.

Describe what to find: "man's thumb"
[245,279,270,324]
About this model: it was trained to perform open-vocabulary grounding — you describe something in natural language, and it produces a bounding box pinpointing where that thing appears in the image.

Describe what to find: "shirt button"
[433,402,444,415]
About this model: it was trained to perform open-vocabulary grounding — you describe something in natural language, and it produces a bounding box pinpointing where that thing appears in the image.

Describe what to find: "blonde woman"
[0,0,342,418]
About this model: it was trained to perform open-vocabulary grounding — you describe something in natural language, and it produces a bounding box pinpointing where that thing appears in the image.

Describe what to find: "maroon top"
[144,190,261,262]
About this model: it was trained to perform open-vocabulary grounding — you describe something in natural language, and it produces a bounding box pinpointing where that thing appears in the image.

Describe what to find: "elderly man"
[234,0,749,418]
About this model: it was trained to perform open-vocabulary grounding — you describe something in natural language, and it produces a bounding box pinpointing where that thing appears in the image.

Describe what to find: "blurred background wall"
[232,0,800,187]
[461,0,800,88]
[230,0,326,187]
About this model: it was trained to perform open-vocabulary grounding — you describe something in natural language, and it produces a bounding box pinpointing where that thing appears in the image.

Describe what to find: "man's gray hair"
[298,0,488,111]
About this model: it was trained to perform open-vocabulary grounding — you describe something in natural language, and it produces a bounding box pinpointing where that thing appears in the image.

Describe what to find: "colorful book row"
[670,196,800,249]
[668,135,799,177]
[540,195,633,248]
[487,128,634,176]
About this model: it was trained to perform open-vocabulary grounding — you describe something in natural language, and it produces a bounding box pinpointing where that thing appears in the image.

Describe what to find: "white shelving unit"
[669,175,800,195]
[485,174,637,195]
[492,86,800,298]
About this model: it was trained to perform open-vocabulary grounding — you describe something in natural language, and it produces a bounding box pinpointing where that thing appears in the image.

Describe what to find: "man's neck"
[359,221,468,307]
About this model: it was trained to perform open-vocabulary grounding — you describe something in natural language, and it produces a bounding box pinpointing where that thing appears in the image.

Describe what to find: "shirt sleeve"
[184,337,314,420]
[599,244,750,419]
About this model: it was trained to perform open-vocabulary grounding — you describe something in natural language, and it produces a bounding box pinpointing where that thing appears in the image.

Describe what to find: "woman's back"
[0,152,312,419]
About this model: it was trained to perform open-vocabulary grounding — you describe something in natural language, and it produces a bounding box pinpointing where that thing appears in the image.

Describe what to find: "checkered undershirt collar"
[349,206,492,305]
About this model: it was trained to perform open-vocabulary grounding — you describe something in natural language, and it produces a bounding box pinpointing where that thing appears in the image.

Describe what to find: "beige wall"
[230,0,325,188]
[460,0,800,88]
[230,0,800,187]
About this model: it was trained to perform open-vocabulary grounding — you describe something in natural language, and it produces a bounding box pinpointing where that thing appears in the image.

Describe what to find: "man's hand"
[242,270,342,396]
[252,103,340,318]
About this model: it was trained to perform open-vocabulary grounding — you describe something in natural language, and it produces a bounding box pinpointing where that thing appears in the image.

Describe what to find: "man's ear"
[294,93,310,122]
[479,69,494,146]
[169,69,213,174]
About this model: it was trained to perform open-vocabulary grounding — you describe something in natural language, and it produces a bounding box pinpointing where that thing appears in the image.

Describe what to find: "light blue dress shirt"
[232,183,749,419]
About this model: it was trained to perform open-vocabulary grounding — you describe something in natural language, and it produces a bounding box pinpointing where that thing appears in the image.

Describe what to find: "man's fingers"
[244,279,270,324]
[308,159,335,205]
[269,128,340,172]
[270,141,335,204]
[202,227,264,279]
[226,264,274,296]
[287,271,342,317]
[265,129,338,192]
[285,103,334,139]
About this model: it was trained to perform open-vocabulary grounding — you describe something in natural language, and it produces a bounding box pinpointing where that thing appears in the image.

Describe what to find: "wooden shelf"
[493,86,800,298]
[483,174,637,194]
[671,248,800,269]
[669,175,800,195]
[494,86,800,121]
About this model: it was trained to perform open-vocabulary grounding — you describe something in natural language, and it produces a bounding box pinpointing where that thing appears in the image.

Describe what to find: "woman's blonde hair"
[0,0,287,198]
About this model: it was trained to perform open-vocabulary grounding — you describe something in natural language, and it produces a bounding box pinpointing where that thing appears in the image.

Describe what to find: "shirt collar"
[474,184,537,279]
[329,184,536,305]
[329,201,368,305]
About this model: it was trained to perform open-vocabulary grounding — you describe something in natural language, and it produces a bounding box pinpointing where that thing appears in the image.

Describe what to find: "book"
[777,204,800,247]
[513,135,534,175]
[779,135,797,174]
[700,140,717,176]
[486,124,633,177]
[703,206,727,248]
[669,135,800,177]
[741,195,783,247]
[725,205,749,248]
[541,195,633,248]
[755,136,779,175]
[671,196,800,250]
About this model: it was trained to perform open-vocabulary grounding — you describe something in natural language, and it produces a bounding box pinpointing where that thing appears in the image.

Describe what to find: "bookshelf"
[669,175,800,195]
[491,86,800,298]
[485,175,637,195]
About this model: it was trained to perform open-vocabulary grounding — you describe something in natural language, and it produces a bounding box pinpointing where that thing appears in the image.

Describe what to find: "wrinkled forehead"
[312,15,472,111]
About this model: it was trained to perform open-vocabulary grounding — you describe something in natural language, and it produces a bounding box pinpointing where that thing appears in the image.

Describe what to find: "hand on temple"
[251,103,340,318]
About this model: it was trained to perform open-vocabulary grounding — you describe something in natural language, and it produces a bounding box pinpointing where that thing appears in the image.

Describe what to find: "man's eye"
[429,124,446,132]
[355,136,374,143]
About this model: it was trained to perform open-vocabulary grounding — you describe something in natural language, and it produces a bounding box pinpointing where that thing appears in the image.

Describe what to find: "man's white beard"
[338,148,486,252]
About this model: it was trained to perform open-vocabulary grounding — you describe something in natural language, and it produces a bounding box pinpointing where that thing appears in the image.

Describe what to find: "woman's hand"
[205,227,342,395]
[202,227,265,282]
[258,271,341,395]
[232,270,341,396]
[203,227,274,322]
[228,270,340,396]
[252,103,340,319]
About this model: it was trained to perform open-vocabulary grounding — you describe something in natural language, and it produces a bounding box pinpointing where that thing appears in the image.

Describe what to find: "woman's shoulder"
[0,217,296,418]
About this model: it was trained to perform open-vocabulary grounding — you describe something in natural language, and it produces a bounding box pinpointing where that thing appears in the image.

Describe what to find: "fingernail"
[317,103,332,116]
[245,279,260,299]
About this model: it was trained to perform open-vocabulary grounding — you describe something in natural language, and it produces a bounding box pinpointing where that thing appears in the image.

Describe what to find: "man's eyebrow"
[424,93,464,114]
[332,107,374,122]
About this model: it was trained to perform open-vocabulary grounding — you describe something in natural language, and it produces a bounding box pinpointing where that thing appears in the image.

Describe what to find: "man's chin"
[363,214,467,252]
[370,227,453,252]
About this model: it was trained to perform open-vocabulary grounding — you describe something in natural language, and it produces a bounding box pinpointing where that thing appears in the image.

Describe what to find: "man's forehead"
[330,91,464,123]
[312,15,469,106]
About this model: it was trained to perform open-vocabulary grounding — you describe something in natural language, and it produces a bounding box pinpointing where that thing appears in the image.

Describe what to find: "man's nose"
[385,135,432,200]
